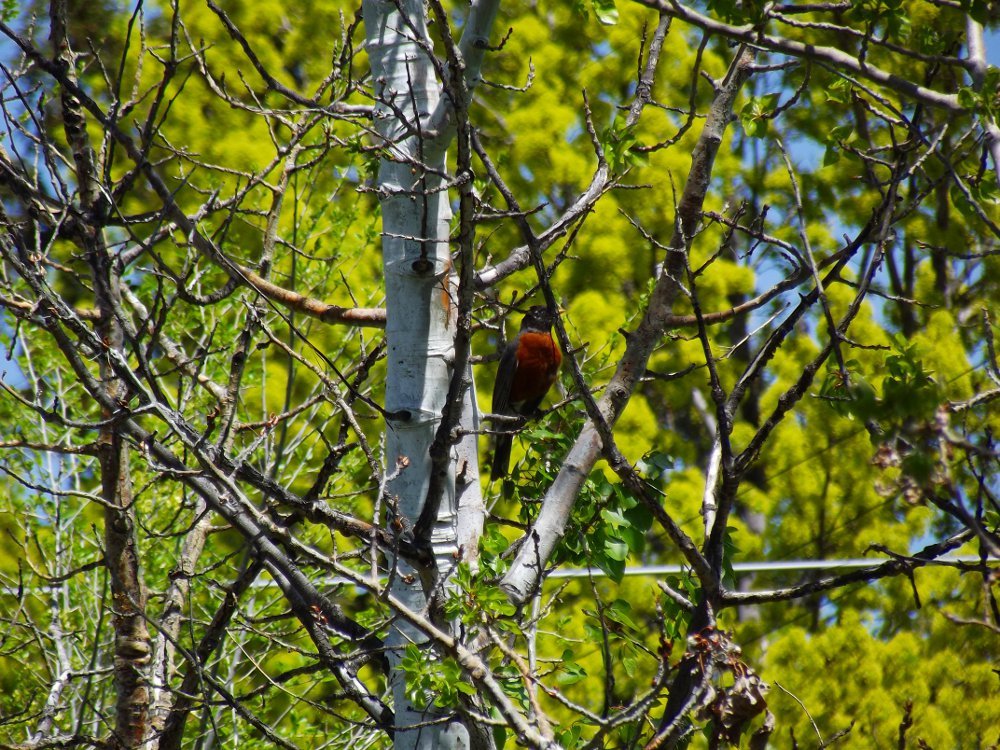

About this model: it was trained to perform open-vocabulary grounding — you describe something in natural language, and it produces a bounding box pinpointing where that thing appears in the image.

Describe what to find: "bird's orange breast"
[509,332,562,404]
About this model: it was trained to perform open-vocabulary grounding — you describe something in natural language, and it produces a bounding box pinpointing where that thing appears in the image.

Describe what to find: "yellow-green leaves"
[740,92,780,138]
[590,0,619,26]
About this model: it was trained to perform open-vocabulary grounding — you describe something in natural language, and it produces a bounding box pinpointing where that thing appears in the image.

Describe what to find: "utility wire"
[545,556,992,580]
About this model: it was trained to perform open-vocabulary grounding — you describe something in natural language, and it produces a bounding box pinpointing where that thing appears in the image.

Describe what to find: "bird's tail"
[491,432,513,481]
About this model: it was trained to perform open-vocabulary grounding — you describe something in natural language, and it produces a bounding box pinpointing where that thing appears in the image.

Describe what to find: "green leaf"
[708,0,766,23]
[967,0,991,24]
[975,176,999,203]
[601,118,647,171]
[618,523,646,556]
[1,0,18,22]
[557,661,588,685]
[592,0,618,25]
[722,526,739,587]
[583,621,604,643]
[826,77,852,104]
[596,551,626,582]
[622,654,638,676]
[740,114,767,138]
[624,503,653,533]
[604,536,630,561]
[558,723,584,747]
[607,598,638,629]
[740,92,781,138]
[492,725,507,750]
[639,451,674,477]
[601,507,628,529]
[951,184,976,218]
[984,509,1000,529]
[759,92,780,110]
[957,86,978,111]
[827,124,854,143]
[983,68,1000,117]
[480,525,505,555]
[739,102,767,138]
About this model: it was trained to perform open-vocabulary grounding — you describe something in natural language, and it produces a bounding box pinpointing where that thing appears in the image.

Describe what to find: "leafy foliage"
[1,0,999,748]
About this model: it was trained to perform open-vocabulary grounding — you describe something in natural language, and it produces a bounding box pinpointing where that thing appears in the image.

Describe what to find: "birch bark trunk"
[362,1,493,746]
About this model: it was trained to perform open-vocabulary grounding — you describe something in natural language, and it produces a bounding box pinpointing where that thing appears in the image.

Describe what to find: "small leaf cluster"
[557,471,655,582]
[847,0,911,38]
[400,645,476,709]
[739,93,780,138]
[442,560,518,633]
[819,335,940,433]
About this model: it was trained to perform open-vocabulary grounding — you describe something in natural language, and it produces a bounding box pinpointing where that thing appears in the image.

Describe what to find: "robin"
[490,305,563,481]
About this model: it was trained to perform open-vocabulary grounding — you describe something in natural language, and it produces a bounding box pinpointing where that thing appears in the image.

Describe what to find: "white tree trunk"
[362,0,500,743]
[362,0,489,746]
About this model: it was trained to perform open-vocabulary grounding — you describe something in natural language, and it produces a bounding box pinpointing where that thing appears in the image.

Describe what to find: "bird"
[490,305,563,481]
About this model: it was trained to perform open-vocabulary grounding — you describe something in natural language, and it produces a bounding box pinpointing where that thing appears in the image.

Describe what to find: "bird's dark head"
[520,305,557,332]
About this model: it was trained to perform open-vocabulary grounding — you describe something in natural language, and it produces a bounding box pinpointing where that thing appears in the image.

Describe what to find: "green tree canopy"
[1,0,998,748]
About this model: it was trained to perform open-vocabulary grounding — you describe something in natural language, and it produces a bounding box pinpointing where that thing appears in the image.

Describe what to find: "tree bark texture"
[50,1,152,745]
[363,0,461,745]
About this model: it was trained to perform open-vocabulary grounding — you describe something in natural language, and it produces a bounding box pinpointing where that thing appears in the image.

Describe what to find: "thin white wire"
[4,557,991,598]
[546,556,991,579]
